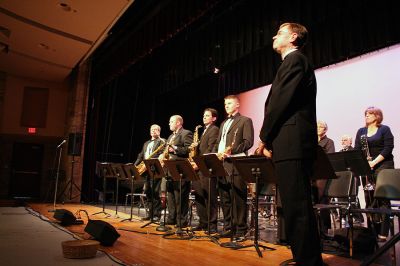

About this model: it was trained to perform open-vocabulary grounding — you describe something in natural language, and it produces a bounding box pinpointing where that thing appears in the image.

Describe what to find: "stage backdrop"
[238,43,400,168]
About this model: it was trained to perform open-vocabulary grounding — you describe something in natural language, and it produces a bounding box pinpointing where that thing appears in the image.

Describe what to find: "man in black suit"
[257,23,323,265]
[161,115,193,227]
[191,108,219,233]
[216,95,254,240]
[134,124,165,220]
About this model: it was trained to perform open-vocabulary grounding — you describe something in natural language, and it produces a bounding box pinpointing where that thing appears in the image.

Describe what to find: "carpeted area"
[0,207,123,266]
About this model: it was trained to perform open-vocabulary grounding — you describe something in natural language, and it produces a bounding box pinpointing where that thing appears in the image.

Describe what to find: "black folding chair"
[350,168,400,266]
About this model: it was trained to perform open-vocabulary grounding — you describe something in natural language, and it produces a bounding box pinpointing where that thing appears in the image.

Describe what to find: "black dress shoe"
[192,225,203,231]
[233,233,246,242]
[218,230,233,238]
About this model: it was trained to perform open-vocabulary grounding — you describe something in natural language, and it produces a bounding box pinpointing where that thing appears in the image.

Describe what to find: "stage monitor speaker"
[68,133,82,156]
[84,220,120,246]
[53,209,80,225]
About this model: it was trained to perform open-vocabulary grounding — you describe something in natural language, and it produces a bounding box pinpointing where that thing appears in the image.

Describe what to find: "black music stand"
[92,162,113,217]
[327,149,370,177]
[110,163,127,218]
[312,145,339,181]
[228,155,276,257]
[326,150,372,258]
[120,163,142,222]
[141,158,165,229]
[163,159,198,240]
[193,153,226,245]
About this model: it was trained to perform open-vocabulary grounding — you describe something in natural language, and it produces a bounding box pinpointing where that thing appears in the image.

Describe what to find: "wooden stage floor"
[26,203,373,266]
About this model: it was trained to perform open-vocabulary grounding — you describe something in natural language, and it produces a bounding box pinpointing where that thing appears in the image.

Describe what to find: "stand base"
[232,242,275,258]
[91,211,111,218]
[192,233,220,245]
[162,228,194,240]
[120,217,141,222]
[140,220,160,228]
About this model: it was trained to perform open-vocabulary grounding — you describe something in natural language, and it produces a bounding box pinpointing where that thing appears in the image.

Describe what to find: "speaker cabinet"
[68,133,82,156]
[84,220,120,246]
[53,209,77,225]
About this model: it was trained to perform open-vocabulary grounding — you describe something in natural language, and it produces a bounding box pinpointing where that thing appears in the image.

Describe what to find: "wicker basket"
[61,240,100,259]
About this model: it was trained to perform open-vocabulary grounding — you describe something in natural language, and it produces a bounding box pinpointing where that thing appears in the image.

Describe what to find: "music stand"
[110,163,127,218]
[228,155,276,257]
[312,145,338,181]
[193,153,227,245]
[327,149,371,177]
[92,162,113,217]
[163,159,199,239]
[143,158,170,231]
[326,150,372,258]
[120,163,142,222]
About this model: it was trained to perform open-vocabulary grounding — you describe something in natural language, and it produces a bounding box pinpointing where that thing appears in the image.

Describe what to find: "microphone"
[57,139,66,148]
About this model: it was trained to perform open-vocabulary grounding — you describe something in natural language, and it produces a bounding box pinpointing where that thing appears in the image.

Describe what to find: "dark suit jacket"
[318,136,335,153]
[199,124,219,154]
[166,127,193,160]
[134,137,166,165]
[215,113,254,155]
[260,50,317,162]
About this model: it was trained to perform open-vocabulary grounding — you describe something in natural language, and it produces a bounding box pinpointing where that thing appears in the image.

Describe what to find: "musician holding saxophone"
[161,115,193,227]
[191,108,219,233]
[354,106,394,241]
[134,124,166,221]
[215,95,254,241]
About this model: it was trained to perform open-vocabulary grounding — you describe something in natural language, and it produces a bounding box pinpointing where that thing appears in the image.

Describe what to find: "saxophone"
[217,128,239,160]
[189,125,202,161]
[137,139,166,175]
[162,134,176,161]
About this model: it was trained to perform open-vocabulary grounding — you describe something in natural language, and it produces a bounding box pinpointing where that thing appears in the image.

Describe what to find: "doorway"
[10,142,44,199]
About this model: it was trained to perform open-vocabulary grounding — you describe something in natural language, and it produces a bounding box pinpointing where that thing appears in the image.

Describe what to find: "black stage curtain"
[82,0,400,201]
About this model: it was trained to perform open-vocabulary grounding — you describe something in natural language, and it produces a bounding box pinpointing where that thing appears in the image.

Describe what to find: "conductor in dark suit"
[134,124,165,220]
[257,23,323,265]
[216,95,254,240]
[161,115,193,226]
[191,108,219,233]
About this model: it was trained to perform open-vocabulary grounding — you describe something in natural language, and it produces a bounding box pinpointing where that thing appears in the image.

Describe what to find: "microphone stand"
[48,140,65,212]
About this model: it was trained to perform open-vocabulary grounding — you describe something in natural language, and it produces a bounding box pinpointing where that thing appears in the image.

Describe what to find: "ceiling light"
[58,2,72,12]
[38,43,50,50]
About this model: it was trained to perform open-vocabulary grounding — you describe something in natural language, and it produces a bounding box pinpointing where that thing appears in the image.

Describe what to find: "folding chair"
[350,168,400,266]
[314,170,357,234]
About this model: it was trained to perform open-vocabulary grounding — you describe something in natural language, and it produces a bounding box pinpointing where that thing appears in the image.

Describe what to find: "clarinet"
[360,134,375,206]
[360,134,372,161]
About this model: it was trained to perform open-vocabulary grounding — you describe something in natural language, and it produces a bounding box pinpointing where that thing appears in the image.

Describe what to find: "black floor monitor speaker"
[53,209,78,225]
[84,220,120,246]
[68,133,82,156]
